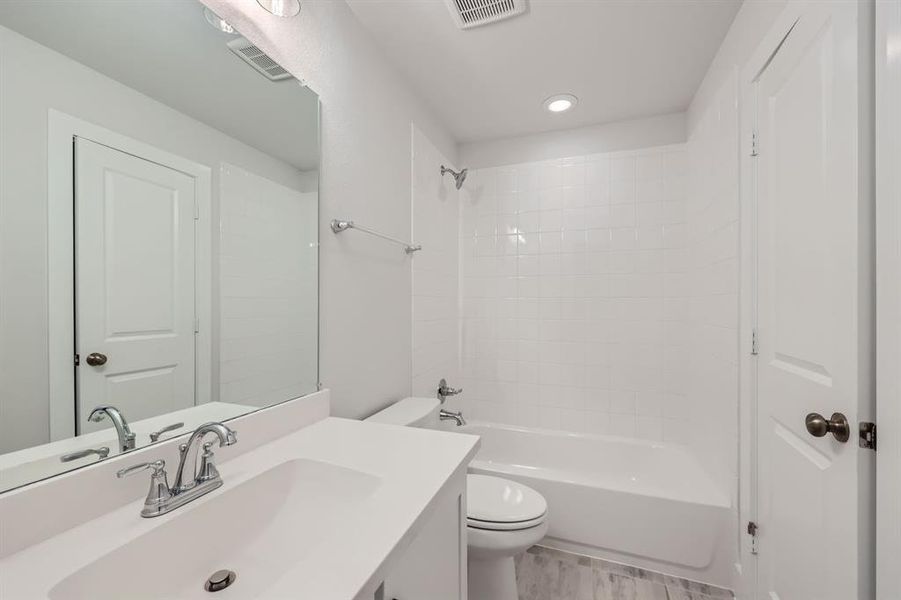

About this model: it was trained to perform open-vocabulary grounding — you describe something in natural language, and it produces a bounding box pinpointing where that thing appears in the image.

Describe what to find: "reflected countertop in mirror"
[0,0,320,492]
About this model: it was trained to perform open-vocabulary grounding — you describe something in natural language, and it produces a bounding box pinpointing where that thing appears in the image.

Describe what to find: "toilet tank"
[365,397,440,428]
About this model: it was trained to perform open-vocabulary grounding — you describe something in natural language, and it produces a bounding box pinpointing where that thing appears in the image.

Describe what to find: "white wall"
[457,145,691,440]
[219,164,318,408]
[0,25,313,453]
[459,112,686,170]
[202,0,458,419]
[411,126,460,399]
[685,68,741,515]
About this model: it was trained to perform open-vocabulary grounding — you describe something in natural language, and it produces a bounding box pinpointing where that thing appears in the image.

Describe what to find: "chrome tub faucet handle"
[437,378,463,403]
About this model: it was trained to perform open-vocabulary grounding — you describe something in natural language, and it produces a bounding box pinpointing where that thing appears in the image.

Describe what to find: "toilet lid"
[466,474,547,528]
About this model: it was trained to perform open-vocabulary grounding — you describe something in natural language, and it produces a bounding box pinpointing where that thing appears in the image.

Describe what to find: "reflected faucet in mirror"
[60,446,110,463]
[118,422,238,518]
[88,406,136,452]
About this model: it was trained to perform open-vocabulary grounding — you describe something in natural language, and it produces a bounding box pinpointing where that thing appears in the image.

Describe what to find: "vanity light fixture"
[257,0,301,17]
[203,7,236,34]
[543,93,578,113]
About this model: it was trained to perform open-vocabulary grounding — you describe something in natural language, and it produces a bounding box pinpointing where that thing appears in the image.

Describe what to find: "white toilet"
[366,397,548,600]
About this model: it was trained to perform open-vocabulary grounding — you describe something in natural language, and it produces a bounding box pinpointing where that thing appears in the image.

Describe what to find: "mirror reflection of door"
[0,0,320,493]
[75,138,196,434]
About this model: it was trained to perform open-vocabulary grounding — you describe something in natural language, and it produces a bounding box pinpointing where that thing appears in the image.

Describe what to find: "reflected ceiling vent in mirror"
[444,0,527,30]
[226,37,294,82]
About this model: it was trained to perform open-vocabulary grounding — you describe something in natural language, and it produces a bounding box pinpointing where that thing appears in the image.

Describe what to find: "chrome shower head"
[440,165,468,190]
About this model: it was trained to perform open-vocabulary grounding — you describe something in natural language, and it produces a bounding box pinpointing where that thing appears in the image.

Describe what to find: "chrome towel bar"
[330,219,422,254]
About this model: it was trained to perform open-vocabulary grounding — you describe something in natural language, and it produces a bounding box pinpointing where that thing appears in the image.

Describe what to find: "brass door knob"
[805,412,850,443]
[86,352,108,367]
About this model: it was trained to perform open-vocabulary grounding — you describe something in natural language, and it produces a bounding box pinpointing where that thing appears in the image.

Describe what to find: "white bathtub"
[461,422,732,583]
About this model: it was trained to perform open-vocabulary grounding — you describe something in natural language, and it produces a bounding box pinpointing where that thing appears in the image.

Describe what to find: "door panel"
[105,172,179,335]
[75,138,196,433]
[755,2,864,599]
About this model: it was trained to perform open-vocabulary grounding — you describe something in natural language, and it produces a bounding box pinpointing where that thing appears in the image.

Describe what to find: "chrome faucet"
[439,409,466,426]
[117,422,237,518]
[89,405,136,452]
[437,378,462,404]
[172,422,238,493]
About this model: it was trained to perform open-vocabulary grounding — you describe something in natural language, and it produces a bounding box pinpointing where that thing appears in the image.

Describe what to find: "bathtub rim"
[460,420,731,509]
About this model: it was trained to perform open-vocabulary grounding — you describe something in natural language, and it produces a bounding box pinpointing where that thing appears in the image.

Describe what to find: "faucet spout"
[88,405,136,452]
[173,422,237,493]
[439,409,466,427]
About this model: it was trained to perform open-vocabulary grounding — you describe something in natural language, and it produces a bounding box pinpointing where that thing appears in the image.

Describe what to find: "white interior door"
[75,137,196,433]
[754,2,872,599]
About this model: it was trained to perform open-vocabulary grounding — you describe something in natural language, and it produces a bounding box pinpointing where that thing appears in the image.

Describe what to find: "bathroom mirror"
[0,0,319,492]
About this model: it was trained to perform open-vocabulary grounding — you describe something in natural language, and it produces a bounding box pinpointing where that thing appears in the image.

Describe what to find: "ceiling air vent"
[227,37,294,82]
[444,0,527,30]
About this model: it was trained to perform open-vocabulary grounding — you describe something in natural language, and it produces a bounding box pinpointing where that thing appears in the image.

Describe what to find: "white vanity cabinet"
[379,469,469,600]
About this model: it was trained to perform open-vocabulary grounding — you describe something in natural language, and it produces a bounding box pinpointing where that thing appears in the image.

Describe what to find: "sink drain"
[204,570,237,592]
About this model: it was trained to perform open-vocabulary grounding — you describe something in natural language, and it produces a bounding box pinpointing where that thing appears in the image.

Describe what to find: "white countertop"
[0,417,480,600]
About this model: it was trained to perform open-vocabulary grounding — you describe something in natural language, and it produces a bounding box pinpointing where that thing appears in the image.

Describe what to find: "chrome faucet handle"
[149,422,185,442]
[60,446,110,463]
[117,460,172,518]
[117,459,167,479]
[437,378,463,403]
[196,441,221,484]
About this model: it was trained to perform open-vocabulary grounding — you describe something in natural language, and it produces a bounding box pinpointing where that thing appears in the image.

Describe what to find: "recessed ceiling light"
[257,0,301,17]
[203,7,236,34]
[544,93,578,113]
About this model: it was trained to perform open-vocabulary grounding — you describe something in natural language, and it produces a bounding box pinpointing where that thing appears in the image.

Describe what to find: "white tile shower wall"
[219,163,319,407]
[458,145,690,441]
[411,126,460,398]
[685,73,741,494]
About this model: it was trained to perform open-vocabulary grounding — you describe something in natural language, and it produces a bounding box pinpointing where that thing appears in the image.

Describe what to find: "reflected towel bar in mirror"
[330,219,422,254]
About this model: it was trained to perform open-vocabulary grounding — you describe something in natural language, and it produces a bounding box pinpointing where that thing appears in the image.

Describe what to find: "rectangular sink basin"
[49,459,381,600]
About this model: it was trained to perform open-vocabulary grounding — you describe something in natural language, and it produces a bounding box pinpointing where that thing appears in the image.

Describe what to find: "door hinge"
[751,328,759,355]
[751,131,759,157]
[194,317,200,333]
[74,353,80,367]
[859,422,876,451]
[747,521,759,555]
[194,198,199,220]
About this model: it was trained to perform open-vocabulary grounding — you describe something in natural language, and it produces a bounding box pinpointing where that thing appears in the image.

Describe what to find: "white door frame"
[737,1,876,596]
[47,110,212,441]
[737,11,801,596]
[875,1,901,597]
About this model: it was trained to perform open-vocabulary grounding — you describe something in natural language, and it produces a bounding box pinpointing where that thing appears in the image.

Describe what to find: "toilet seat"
[467,514,547,531]
[466,474,547,531]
